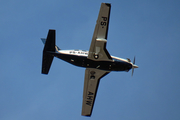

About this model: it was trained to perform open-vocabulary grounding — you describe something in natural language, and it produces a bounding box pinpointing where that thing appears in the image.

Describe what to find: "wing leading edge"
[82,68,110,116]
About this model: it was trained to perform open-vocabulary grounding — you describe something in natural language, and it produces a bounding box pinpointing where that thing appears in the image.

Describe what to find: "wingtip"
[82,114,91,117]
[102,3,111,6]
[81,111,92,117]
[105,3,111,7]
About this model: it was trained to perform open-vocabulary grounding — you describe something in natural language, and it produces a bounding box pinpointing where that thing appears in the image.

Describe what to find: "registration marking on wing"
[86,91,94,106]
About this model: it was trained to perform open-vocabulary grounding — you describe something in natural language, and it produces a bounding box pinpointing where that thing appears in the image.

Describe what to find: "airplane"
[41,3,138,117]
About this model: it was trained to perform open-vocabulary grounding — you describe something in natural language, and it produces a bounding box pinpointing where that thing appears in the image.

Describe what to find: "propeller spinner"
[131,56,138,76]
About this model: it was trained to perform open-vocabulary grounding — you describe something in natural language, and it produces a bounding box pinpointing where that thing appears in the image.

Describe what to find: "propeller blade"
[131,67,134,76]
[133,56,135,64]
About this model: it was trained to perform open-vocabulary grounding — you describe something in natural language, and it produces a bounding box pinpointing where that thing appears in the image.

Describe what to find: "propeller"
[131,56,138,76]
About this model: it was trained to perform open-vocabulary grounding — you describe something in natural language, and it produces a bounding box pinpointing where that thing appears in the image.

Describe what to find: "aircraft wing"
[88,3,112,61]
[82,68,110,116]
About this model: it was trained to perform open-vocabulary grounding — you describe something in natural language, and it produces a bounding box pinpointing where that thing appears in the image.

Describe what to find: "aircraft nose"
[133,64,138,68]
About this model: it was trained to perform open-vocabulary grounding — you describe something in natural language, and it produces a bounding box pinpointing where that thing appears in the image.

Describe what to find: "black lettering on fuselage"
[69,51,88,55]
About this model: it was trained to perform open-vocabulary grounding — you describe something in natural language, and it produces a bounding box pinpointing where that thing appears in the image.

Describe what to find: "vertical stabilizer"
[42,29,56,74]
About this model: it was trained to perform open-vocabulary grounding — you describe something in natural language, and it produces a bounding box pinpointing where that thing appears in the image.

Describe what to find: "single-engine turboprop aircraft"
[41,3,138,117]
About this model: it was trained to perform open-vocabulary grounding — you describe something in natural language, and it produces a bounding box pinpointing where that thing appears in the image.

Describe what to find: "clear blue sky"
[1,0,180,120]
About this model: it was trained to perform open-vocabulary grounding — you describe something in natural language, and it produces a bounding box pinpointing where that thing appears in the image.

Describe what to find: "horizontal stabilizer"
[41,38,46,44]
[42,52,54,74]
[42,29,56,74]
[43,30,55,52]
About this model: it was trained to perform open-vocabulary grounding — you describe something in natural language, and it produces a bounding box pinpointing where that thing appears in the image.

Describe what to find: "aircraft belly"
[52,53,85,67]
[53,53,131,71]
